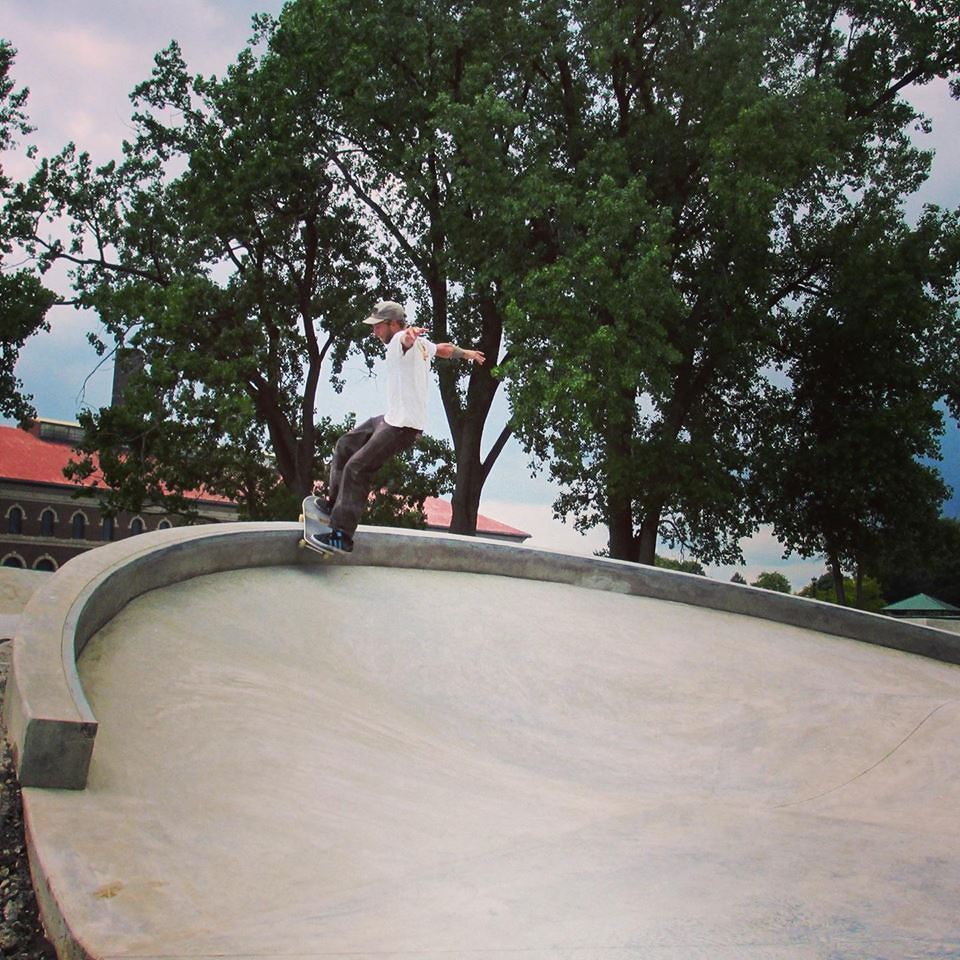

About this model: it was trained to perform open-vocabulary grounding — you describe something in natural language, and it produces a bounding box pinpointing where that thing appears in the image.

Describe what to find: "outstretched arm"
[435,342,485,364]
[400,327,485,364]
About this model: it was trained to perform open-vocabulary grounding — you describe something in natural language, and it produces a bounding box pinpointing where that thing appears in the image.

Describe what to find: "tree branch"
[327,149,424,272]
[29,233,168,285]
[851,64,931,119]
[481,420,514,484]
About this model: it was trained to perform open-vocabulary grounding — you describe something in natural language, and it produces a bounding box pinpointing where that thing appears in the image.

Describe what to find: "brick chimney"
[111,347,146,407]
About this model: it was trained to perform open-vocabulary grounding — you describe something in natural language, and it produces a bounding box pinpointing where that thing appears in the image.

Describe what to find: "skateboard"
[298,496,336,557]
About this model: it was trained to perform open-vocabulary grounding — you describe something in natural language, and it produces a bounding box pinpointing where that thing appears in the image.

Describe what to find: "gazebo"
[883,593,960,620]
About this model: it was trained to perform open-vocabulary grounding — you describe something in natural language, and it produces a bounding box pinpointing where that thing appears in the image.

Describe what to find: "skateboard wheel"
[298,514,304,523]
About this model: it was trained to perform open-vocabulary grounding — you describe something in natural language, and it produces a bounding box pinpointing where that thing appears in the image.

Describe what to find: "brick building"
[0,419,528,572]
[0,419,236,571]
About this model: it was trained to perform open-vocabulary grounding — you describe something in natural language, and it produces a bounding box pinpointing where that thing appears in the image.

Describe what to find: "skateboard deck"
[298,496,336,557]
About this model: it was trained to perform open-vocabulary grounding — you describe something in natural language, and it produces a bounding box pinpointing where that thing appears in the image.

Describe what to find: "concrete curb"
[3,520,959,790]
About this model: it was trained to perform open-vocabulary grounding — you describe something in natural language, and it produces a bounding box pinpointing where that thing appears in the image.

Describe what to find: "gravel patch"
[0,642,58,958]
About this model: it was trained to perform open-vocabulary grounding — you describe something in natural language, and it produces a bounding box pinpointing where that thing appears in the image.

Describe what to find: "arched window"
[101,517,115,542]
[130,517,144,536]
[40,509,56,537]
[158,519,172,530]
[7,507,23,535]
[72,513,87,540]
[2,554,25,568]
[34,556,57,572]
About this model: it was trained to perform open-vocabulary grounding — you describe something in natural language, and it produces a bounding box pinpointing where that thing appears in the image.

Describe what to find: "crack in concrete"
[775,698,960,809]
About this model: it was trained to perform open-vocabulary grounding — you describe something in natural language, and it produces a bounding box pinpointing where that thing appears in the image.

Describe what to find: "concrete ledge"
[899,617,960,635]
[4,521,959,790]
[3,522,303,789]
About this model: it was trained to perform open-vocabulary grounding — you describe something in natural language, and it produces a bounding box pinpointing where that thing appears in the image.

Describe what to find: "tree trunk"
[828,552,847,605]
[440,294,507,536]
[450,457,482,535]
[636,509,660,566]
[449,407,484,535]
[608,495,637,561]
[604,401,644,563]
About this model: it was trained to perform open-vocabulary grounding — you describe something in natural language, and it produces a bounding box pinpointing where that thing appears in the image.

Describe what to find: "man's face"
[371,319,398,345]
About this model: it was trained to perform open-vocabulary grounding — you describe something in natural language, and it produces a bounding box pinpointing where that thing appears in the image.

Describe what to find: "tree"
[8,30,410,517]
[874,516,960,607]
[799,571,886,613]
[502,0,960,565]
[751,571,792,594]
[752,206,960,604]
[0,40,55,423]
[268,0,541,534]
[655,555,705,575]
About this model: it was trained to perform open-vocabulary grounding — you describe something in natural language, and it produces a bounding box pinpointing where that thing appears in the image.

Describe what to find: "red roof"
[0,425,530,538]
[0,424,230,504]
[0,424,105,487]
[422,496,529,540]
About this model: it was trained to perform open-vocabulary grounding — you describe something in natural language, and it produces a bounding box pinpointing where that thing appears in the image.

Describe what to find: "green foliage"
[64,370,286,521]
[65,401,455,523]
[6,7,537,532]
[873,516,960,607]
[268,0,538,532]
[0,271,55,422]
[10,29,380,512]
[500,0,960,567]
[752,206,960,591]
[751,571,792,594]
[0,40,31,157]
[655,555,706,576]
[5,5,960,568]
[799,572,887,613]
[0,41,55,423]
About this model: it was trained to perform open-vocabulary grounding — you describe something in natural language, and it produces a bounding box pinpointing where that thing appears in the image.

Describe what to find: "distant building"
[0,419,528,572]
[0,419,236,571]
[882,593,960,620]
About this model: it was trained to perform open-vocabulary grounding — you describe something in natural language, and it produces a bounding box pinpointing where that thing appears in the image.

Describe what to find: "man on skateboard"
[312,300,485,553]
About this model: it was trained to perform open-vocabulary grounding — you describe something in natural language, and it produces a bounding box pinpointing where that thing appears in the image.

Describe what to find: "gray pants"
[328,416,421,536]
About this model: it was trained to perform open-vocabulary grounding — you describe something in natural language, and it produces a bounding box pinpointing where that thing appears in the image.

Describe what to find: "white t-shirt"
[384,330,437,429]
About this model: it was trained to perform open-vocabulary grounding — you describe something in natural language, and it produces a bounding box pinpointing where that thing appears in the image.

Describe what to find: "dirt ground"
[0,623,59,958]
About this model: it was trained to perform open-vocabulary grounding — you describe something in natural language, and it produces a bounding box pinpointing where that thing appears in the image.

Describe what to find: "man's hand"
[462,349,485,365]
[402,326,429,349]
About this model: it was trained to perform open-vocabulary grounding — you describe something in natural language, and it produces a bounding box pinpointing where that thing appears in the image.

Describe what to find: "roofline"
[0,475,234,508]
[29,417,83,428]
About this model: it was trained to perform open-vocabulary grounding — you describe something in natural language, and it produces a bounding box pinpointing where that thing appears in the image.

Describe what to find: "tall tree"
[0,40,55,423]
[874,516,960,607]
[752,206,960,604]
[7,31,401,516]
[503,0,960,564]
[268,0,540,533]
[751,571,792,594]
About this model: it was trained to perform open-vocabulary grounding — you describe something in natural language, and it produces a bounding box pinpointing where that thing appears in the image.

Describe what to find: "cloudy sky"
[2,0,958,588]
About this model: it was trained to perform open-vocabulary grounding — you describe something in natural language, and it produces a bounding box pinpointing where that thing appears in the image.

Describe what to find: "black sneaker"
[313,496,334,524]
[315,528,354,553]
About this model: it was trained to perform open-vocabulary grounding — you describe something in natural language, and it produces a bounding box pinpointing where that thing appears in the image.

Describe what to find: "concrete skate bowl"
[4,522,960,960]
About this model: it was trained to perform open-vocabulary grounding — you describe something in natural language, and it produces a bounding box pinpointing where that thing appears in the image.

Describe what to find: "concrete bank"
[4,521,959,792]
[16,546,960,959]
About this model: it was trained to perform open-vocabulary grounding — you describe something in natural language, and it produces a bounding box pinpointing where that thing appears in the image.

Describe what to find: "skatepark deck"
[4,524,960,958]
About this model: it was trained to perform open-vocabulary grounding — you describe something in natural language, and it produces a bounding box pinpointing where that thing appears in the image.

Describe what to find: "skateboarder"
[312,300,485,552]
